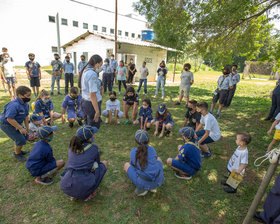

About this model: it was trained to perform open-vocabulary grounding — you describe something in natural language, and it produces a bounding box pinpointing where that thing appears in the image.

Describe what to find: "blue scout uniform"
[154,113,174,127]
[78,61,87,73]
[225,72,240,107]
[138,106,153,123]
[26,140,57,176]
[101,64,114,92]
[63,62,75,95]
[213,75,233,104]
[62,95,83,119]
[0,98,29,146]
[60,143,106,200]
[171,142,201,176]
[81,65,102,128]
[127,145,164,190]
[123,93,139,106]
[34,99,54,119]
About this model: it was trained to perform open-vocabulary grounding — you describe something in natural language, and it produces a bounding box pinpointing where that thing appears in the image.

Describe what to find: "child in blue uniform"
[123,87,139,124]
[34,89,61,125]
[26,126,65,185]
[133,99,153,130]
[60,125,108,201]
[124,130,164,196]
[0,86,31,161]
[152,104,174,138]
[61,87,83,128]
[167,126,201,180]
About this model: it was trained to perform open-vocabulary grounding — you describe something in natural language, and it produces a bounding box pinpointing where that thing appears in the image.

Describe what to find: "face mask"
[55,57,59,60]
[143,105,148,109]
[127,94,134,98]
[71,95,77,99]
[120,64,124,67]
[159,110,165,115]
[105,62,109,65]
[45,136,54,142]
[95,67,102,74]
[42,99,50,103]
[232,68,237,72]
[29,57,34,61]
[110,97,116,101]
[22,97,31,103]
[223,72,228,76]
[66,60,70,62]
[184,68,189,71]
[187,106,192,111]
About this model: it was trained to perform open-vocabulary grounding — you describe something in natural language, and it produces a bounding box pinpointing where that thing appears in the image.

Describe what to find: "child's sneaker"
[150,188,157,193]
[51,92,54,96]
[13,152,26,162]
[20,150,29,155]
[69,122,74,128]
[174,102,181,105]
[77,120,83,126]
[224,186,237,193]
[105,118,109,124]
[215,114,220,119]
[35,177,54,185]
[165,130,171,137]
[201,148,212,158]
[134,187,148,196]
[220,179,230,186]
[175,172,192,180]
[84,191,97,201]
[153,95,157,98]
[119,91,121,95]
[161,96,164,100]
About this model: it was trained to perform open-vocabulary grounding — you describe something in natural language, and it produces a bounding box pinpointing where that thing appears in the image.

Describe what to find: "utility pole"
[115,0,118,58]
[56,13,61,56]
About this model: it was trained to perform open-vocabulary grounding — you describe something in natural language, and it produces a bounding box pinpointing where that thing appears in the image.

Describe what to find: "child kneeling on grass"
[195,102,221,158]
[124,130,164,196]
[60,125,108,201]
[152,103,174,138]
[61,87,83,128]
[102,91,124,124]
[221,132,251,193]
[26,126,65,185]
[133,98,153,130]
[267,112,280,153]
[167,126,201,180]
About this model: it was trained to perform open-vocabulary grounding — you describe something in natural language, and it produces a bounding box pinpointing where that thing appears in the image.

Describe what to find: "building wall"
[0,0,147,66]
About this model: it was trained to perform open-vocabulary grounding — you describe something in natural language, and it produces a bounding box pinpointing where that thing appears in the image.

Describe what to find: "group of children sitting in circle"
[0,80,254,201]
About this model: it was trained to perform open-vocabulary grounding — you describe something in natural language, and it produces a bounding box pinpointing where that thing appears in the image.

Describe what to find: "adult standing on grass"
[63,56,74,95]
[109,54,118,87]
[50,53,63,96]
[0,86,31,161]
[265,78,280,122]
[127,58,136,85]
[79,54,103,129]
[224,64,240,107]
[25,53,41,98]
[0,52,7,92]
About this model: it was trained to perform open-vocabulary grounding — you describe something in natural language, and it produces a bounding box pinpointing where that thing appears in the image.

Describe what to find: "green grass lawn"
[0,72,279,224]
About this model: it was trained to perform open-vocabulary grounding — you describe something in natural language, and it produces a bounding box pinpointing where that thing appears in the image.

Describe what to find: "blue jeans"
[155,76,165,96]
[137,79,147,94]
[51,75,60,93]
[196,130,215,145]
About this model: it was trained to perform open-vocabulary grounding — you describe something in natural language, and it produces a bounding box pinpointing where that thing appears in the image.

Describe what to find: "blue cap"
[135,130,149,144]
[30,114,43,122]
[157,104,166,114]
[37,126,58,139]
[179,126,195,139]
[76,125,98,141]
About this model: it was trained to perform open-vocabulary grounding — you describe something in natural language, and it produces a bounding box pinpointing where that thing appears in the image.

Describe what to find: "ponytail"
[69,135,84,154]
[135,141,148,170]
[78,54,103,89]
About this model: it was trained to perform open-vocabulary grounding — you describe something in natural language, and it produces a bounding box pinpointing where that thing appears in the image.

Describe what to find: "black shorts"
[30,76,40,87]
[212,89,228,104]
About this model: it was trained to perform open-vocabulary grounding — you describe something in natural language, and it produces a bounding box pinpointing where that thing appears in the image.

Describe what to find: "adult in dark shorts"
[25,53,41,97]
[210,66,233,119]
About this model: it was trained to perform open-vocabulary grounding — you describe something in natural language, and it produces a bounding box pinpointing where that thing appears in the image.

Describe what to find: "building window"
[118,30,122,36]
[51,46,58,53]
[73,21,78,27]
[138,34,141,38]
[131,33,135,38]
[61,18,67,25]
[110,28,114,34]
[49,16,55,23]
[102,27,107,33]
[93,25,98,31]
[83,23,88,29]
[125,32,129,37]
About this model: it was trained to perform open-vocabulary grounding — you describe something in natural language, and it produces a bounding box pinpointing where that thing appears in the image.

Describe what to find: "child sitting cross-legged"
[26,126,65,185]
[167,126,201,180]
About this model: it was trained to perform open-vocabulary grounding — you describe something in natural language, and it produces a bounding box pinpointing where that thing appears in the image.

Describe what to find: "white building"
[62,31,177,81]
[0,0,148,66]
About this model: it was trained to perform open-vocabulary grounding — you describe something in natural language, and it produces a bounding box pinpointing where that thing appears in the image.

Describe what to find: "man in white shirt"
[195,102,221,158]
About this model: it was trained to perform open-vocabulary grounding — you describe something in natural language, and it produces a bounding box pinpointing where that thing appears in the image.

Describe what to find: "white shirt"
[275,113,280,130]
[2,61,15,78]
[106,99,121,112]
[227,146,248,175]
[140,67,149,79]
[200,113,221,141]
